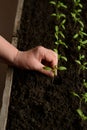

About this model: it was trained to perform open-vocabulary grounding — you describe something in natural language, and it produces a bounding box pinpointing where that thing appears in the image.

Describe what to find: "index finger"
[43,48,58,68]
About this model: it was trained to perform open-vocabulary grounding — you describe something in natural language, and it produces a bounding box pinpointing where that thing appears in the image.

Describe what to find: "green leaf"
[49,1,56,5]
[80,40,87,45]
[79,31,87,38]
[81,27,83,31]
[71,13,76,19]
[54,48,58,53]
[73,33,79,39]
[79,20,84,28]
[59,40,68,48]
[74,0,76,3]
[55,25,59,32]
[43,66,58,76]
[61,19,66,30]
[55,33,58,40]
[79,3,83,8]
[84,82,87,88]
[58,66,67,71]
[51,13,56,17]
[72,92,80,98]
[61,24,65,30]
[77,45,81,51]
[59,31,65,38]
[77,0,80,3]
[43,66,52,71]
[57,1,67,9]
[84,62,87,66]
[77,109,87,120]
[82,32,87,36]
[60,13,66,18]
[82,93,87,103]
[75,10,80,16]
[79,54,85,60]
[77,9,82,13]
[57,13,66,20]
[61,19,66,24]
[75,60,81,65]
[81,65,86,70]
[60,56,67,62]
[83,80,87,88]
[55,41,59,45]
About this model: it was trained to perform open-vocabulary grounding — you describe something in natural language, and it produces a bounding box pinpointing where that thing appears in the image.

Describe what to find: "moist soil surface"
[6,0,87,130]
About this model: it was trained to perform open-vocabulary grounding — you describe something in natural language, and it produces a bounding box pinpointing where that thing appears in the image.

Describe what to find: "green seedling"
[58,54,67,62]
[72,92,87,104]
[77,109,87,120]
[58,66,67,71]
[43,64,67,76]
[71,0,83,28]
[71,0,87,120]
[43,1,68,76]
[49,0,68,73]
[72,91,87,120]
[49,0,87,121]
[50,1,67,9]
[75,54,87,71]
[83,79,87,88]
[43,65,58,76]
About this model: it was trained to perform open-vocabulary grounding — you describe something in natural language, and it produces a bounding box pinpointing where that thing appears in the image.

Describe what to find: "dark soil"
[6,0,87,130]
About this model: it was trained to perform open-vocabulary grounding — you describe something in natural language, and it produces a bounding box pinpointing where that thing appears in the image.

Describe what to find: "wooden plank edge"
[0,0,24,130]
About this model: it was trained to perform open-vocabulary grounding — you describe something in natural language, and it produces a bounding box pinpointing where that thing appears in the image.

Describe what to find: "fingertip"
[41,68,55,77]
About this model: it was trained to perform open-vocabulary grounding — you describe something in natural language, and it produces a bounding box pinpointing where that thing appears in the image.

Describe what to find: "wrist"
[13,50,21,67]
[0,36,19,65]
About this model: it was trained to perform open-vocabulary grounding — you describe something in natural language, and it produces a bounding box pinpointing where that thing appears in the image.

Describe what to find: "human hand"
[14,46,58,77]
